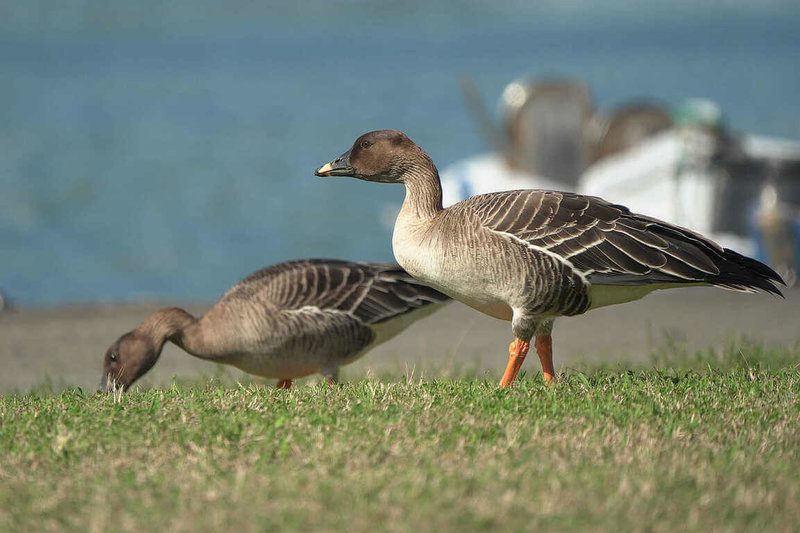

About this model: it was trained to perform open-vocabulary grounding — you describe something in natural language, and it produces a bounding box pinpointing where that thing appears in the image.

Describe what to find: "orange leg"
[277,379,292,390]
[500,339,530,387]
[535,335,555,383]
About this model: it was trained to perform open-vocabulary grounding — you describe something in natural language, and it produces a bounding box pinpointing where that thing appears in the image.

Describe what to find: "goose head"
[101,330,160,393]
[315,129,430,183]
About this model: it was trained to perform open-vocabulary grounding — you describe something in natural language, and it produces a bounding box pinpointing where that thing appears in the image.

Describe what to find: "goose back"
[219,259,448,322]
[194,259,450,378]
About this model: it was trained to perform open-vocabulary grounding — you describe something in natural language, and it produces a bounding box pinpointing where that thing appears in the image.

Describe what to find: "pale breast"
[393,215,526,317]
[393,208,592,319]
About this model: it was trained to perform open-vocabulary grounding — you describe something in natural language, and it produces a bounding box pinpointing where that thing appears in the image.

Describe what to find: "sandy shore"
[1,287,798,393]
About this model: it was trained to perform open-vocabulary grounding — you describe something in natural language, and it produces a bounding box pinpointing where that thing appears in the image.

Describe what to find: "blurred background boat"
[441,78,800,286]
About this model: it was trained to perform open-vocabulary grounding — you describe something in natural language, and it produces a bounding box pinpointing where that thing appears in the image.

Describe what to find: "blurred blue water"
[2,1,799,305]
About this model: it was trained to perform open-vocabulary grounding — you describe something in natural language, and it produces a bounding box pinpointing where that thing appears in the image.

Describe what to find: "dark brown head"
[315,130,434,183]
[101,330,161,393]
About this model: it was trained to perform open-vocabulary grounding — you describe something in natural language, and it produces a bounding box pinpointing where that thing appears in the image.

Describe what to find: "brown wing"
[459,189,782,294]
[223,259,451,325]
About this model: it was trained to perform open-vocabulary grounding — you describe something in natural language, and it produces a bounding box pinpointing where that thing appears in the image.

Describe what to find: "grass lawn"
[1,341,799,532]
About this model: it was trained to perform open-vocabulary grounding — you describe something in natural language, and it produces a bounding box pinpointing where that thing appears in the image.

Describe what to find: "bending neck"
[401,157,443,221]
[138,307,197,354]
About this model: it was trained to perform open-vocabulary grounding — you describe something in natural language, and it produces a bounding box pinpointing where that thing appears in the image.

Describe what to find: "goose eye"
[110,352,118,362]
[359,140,372,149]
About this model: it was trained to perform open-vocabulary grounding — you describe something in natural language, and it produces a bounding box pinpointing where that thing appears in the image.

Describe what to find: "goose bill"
[315,151,354,177]
[100,373,112,393]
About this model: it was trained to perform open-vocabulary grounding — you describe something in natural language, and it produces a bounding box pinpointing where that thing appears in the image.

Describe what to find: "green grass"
[1,342,799,532]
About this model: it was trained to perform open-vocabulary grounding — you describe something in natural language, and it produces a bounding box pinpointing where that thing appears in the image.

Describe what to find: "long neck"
[400,153,443,221]
[140,306,247,363]
[138,307,197,355]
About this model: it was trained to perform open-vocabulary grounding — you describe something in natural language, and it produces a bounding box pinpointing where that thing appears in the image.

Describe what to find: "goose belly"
[228,351,330,379]
[587,282,703,310]
[223,313,376,379]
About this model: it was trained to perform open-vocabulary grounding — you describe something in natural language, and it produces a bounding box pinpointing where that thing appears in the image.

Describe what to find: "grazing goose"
[102,258,450,392]
[315,130,784,387]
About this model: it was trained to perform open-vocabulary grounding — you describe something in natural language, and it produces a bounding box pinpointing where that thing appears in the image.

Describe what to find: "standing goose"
[315,130,784,387]
[102,258,450,391]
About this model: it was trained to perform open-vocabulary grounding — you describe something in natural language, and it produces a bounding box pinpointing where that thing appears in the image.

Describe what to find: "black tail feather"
[708,248,785,297]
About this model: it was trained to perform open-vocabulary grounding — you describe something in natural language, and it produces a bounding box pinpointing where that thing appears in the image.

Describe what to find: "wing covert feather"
[222,259,450,325]
[454,189,782,293]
